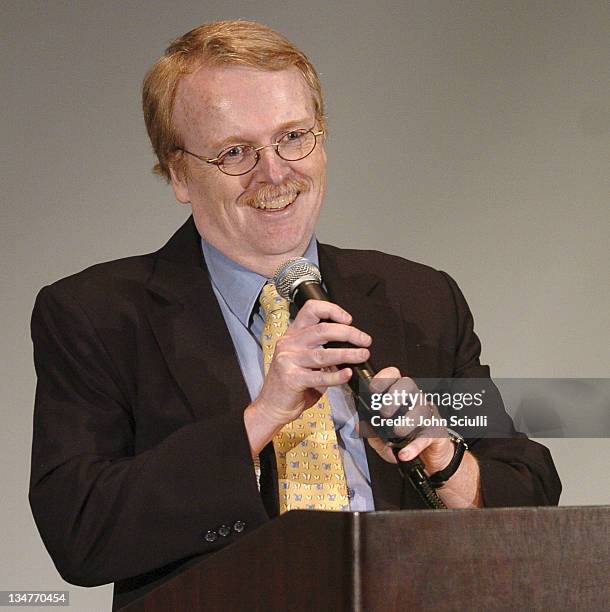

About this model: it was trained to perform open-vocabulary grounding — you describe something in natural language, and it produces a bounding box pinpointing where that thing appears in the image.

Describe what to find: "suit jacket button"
[233,520,245,533]
[218,524,231,537]
[204,530,218,543]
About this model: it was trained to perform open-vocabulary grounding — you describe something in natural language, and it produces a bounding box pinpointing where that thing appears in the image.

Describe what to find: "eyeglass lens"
[220,129,317,175]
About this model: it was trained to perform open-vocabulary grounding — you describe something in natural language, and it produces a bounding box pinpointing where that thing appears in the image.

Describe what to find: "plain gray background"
[4,1,609,610]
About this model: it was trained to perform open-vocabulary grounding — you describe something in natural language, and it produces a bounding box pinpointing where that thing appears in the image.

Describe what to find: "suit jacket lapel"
[318,243,407,510]
[318,245,408,373]
[145,217,251,423]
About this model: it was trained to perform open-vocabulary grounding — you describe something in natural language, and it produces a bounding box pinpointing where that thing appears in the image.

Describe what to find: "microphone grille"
[273,257,322,301]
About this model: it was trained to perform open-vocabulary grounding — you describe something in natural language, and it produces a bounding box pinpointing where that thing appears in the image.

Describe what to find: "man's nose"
[252,146,291,184]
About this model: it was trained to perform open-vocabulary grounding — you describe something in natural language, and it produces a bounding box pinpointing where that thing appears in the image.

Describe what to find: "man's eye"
[285,130,305,141]
[224,146,245,158]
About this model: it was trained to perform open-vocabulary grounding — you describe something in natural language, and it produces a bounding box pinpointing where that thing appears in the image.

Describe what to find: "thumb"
[374,366,401,379]
[367,436,398,464]
[369,366,401,394]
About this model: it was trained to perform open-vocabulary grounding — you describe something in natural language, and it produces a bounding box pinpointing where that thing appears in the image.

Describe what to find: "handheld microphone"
[273,257,376,415]
[273,257,447,510]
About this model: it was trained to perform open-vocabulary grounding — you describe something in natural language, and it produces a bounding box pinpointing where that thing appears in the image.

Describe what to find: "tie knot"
[260,283,290,317]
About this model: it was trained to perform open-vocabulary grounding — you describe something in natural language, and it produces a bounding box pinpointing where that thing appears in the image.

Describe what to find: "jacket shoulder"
[34,254,157,315]
[318,243,449,288]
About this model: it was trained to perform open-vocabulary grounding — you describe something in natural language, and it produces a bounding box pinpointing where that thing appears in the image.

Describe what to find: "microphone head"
[273,257,322,301]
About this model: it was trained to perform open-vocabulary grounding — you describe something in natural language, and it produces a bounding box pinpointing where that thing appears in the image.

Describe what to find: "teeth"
[252,192,298,210]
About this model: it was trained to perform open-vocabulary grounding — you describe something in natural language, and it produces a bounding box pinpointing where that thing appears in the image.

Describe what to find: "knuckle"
[302,299,316,312]
[313,370,326,386]
[316,322,330,338]
[275,336,288,351]
[274,350,291,368]
[305,299,324,314]
[312,347,327,366]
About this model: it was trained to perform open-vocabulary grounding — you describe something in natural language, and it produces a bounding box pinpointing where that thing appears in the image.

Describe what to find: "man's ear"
[169,158,191,204]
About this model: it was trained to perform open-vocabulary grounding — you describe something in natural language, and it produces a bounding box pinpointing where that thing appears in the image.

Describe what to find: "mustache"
[242,178,309,207]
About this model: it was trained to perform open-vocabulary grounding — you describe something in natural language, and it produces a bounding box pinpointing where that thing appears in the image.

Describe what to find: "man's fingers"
[366,436,397,463]
[397,437,433,462]
[369,366,401,393]
[300,367,353,389]
[280,322,371,351]
[375,366,401,379]
[366,434,434,465]
[290,299,353,330]
[367,434,434,465]
[289,346,370,369]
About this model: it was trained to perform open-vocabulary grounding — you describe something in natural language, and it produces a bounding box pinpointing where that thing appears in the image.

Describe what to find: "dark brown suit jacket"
[29,217,561,608]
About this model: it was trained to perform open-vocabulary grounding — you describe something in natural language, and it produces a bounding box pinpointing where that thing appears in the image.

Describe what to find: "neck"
[234,251,306,278]
[200,236,314,278]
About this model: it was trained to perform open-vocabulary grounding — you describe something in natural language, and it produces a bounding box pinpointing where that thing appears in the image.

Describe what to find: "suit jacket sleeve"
[29,283,268,587]
[439,271,561,507]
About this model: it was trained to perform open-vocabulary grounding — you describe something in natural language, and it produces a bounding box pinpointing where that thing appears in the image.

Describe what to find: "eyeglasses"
[178,127,325,176]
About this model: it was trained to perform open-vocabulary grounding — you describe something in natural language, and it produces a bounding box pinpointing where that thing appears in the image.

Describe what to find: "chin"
[258,234,311,258]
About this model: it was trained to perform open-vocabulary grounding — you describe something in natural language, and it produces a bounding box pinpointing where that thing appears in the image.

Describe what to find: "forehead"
[173,65,316,146]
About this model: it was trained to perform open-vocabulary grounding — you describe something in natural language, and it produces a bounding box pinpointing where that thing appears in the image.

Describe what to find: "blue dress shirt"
[201,237,375,511]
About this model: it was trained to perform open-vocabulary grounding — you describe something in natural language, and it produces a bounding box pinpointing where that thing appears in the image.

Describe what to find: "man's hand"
[244,300,371,455]
[365,367,482,508]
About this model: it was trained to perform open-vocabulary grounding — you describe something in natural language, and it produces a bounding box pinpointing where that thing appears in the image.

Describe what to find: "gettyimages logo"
[354,378,610,439]
[368,388,487,430]
[370,388,484,410]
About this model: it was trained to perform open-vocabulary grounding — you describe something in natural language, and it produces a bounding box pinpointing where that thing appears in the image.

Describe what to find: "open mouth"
[251,191,299,211]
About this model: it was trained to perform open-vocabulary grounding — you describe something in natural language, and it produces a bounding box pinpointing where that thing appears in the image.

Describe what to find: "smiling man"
[170,66,325,274]
[29,20,561,609]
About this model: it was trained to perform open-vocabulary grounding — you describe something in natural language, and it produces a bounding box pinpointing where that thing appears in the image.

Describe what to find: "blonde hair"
[142,20,325,182]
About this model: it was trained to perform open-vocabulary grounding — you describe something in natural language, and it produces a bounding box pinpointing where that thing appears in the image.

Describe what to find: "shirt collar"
[201,236,320,327]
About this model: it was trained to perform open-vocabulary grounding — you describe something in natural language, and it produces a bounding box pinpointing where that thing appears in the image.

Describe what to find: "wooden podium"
[122,506,608,611]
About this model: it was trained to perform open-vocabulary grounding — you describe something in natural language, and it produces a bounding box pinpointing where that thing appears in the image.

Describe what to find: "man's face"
[170,65,327,275]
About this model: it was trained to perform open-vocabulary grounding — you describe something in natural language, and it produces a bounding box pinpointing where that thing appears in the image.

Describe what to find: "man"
[30,20,561,609]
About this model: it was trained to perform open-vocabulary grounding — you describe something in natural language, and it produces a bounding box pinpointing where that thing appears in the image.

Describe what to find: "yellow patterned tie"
[259,283,350,513]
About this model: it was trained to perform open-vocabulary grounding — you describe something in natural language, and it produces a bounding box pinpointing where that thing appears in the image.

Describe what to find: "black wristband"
[428,429,468,489]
